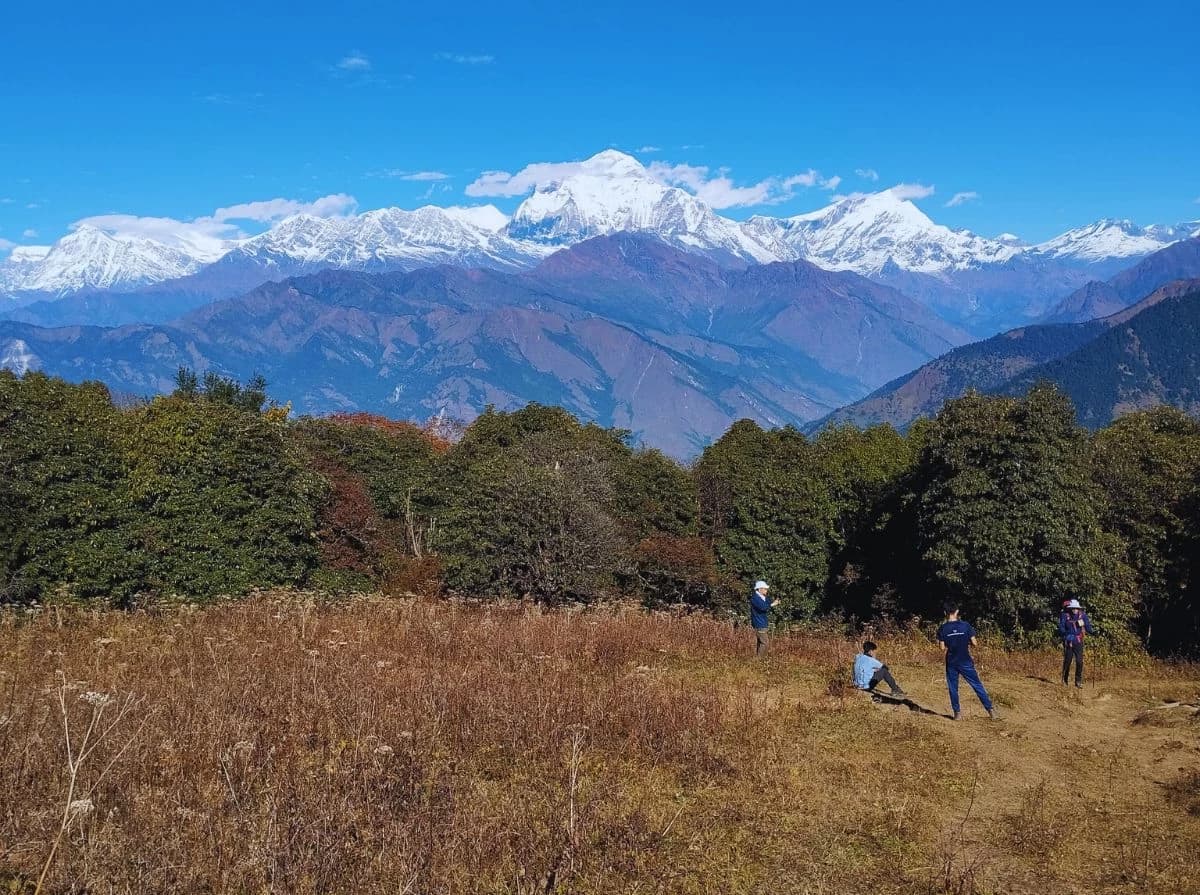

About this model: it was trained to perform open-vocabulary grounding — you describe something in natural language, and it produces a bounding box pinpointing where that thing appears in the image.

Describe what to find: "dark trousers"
[755,629,769,657]
[868,665,900,692]
[1062,641,1085,685]
[947,661,993,714]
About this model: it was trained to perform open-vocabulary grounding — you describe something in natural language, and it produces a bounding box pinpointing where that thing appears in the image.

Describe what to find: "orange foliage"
[326,412,454,452]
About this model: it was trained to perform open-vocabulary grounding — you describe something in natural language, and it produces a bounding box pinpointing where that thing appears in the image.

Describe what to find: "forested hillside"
[3,369,1199,656]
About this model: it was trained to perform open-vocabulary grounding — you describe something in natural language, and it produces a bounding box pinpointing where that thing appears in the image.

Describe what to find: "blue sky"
[1,0,1198,249]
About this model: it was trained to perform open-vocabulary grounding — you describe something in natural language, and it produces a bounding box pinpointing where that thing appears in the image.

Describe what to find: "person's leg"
[1074,642,1085,686]
[755,629,769,658]
[960,662,994,712]
[1062,643,1072,684]
[946,664,961,715]
[873,665,903,693]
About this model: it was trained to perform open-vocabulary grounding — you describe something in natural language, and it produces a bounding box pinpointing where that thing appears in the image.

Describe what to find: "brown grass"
[1,594,1198,894]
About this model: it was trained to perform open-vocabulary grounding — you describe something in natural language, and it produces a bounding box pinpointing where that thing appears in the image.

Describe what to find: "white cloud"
[22,229,37,238]
[436,52,494,65]
[72,193,358,255]
[337,52,371,71]
[0,198,13,204]
[944,191,980,208]
[638,145,662,153]
[855,168,880,182]
[888,183,936,201]
[0,238,14,251]
[379,170,451,181]
[466,152,841,210]
[465,159,608,197]
[651,162,842,209]
[26,203,39,210]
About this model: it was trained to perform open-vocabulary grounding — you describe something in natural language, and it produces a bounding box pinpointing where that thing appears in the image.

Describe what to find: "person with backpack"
[937,603,996,720]
[749,580,779,657]
[1058,598,1095,688]
[853,640,907,697]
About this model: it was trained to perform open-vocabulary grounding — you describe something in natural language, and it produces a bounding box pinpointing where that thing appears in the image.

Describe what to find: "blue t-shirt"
[853,653,883,689]
[937,620,976,665]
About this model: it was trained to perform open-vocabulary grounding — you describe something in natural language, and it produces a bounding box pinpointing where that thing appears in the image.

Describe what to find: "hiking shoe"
[890,689,907,698]
[1074,683,1084,689]
[987,709,998,720]
[953,712,962,721]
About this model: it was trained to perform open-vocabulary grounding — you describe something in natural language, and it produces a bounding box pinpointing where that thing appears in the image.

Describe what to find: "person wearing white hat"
[1058,599,1094,688]
[749,580,780,657]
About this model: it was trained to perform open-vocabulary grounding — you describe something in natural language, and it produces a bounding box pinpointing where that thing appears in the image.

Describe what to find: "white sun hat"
[1064,599,1082,609]
[754,580,770,591]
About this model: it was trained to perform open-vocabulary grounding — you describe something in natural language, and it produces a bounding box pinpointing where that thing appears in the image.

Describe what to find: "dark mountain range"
[1042,237,1200,324]
[818,279,1200,432]
[999,280,1200,425]
[0,234,971,457]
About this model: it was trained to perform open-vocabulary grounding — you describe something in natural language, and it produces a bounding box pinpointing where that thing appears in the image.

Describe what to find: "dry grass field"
[1,594,1198,894]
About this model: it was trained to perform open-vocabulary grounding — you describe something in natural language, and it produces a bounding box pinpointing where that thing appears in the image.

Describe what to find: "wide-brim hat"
[754,580,770,591]
[1064,599,1082,609]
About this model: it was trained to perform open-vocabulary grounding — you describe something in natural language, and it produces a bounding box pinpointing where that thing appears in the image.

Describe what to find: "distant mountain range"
[4,151,1197,336]
[0,234,972,458]
[820,237,1200,431]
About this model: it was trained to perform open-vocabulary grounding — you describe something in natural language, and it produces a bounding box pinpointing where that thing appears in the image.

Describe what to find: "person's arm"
[750,592,771,612]
[1083,612,1095,635]
[969,636,979,648]
[1058,613,1069,638]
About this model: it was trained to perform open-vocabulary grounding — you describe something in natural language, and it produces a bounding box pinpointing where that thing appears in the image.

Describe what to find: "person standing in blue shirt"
[749,580,779,657]
[1058,599,1095,688]
[853,641,906,696]
[937,603,996,720]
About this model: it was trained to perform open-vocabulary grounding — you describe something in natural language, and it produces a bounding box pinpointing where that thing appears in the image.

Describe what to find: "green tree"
[123,395,322,598]
[436,405,631,602]
[694,420,837,618]
[0,372,140,604]
[913,385,1132,642]
[1092,407,1200,654]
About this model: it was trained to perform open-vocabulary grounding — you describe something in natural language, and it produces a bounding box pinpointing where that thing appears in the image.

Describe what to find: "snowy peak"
[12,226,210,295]
[506,150,774,261]
[1033,218,1200,262]
[743,190,1020,275]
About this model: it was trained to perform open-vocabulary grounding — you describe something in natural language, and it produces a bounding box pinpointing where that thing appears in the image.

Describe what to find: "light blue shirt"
[853,653,882,689]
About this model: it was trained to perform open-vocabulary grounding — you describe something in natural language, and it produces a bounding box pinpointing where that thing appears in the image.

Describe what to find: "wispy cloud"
[73,194,358,255]
[25,202,39,210]
[22,229,37,238]
[637,145,662,153]
[855,168,879,182]
[0,238,14,251]
[337,52,371,71]
[464,152,839,209]
[436,52,494,65]
[1,198,14,205]
[888,183,936,201]
[375,170,452,181]
[945,191,980,208]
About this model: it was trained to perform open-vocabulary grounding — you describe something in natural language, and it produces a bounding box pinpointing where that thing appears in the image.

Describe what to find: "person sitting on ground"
[852,641,906,697]
[1058,598,1094,688]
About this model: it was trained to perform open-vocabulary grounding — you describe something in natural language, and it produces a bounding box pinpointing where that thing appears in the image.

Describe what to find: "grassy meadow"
[1,594,1198,894]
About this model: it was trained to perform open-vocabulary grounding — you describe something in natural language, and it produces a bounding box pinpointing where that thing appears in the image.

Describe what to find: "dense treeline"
[3,369,1199,655]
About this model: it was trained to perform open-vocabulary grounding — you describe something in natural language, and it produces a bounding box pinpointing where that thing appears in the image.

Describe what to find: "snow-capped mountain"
[7,226,215,296]
[742,190,1021,275]
[3,150,1197,317]
[0,246,50,293]
[506,150,776,262]
[1031,218,1200,263]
